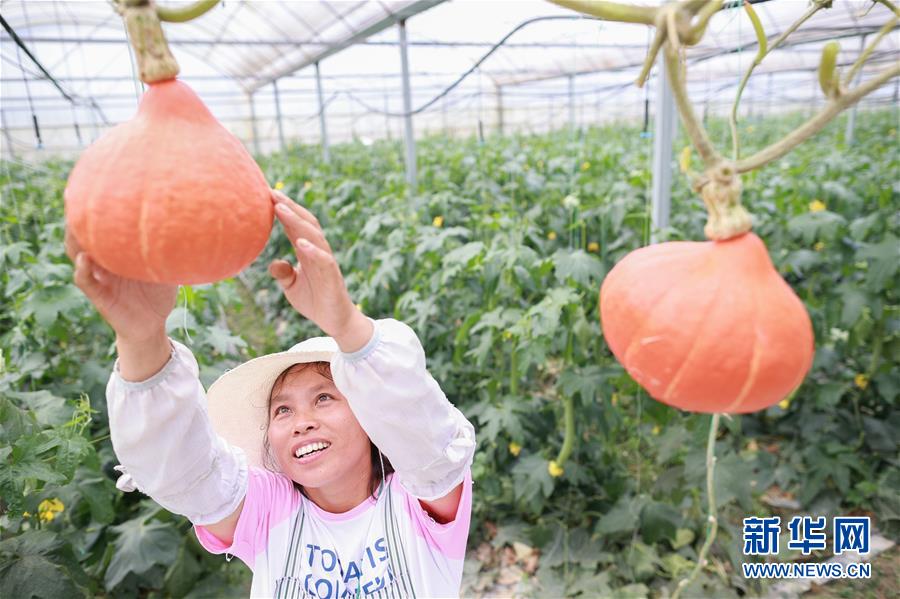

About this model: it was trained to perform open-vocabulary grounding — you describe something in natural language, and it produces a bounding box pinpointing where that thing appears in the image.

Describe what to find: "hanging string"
[180,286,193,344]
[641,28,651,136]
[50,1,83,146]
[13,42,41,149]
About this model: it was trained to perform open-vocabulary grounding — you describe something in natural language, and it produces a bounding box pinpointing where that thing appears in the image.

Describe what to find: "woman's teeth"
[295,442,331,458]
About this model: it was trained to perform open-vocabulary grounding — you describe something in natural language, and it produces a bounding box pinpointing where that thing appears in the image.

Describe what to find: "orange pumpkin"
[599,232,814,414]
[65,79,272,285]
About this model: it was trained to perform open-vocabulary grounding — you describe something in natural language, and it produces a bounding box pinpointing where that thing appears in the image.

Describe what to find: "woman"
[69,189,477,598]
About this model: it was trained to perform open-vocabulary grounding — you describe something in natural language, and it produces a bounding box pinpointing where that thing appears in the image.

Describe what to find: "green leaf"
[838,284,868,327]
[787,211,846,244]
[596,494,647,537]
[203,325,247,355]
[856,235,899,291]
[164,542,203,597]
[7,390,72,427]
[671,528,695,550]
[0,554,83,599]
[640,501,681,544]
[104,518,181,591]
[511,454,554,504]
[78,473,116,525]
[552,249,605,287]
[0,530,63,557]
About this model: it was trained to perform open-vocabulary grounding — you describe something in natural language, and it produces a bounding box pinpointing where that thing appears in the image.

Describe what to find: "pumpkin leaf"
[104,518,180,591]
[855,235,899,291]
[552,249,605,287]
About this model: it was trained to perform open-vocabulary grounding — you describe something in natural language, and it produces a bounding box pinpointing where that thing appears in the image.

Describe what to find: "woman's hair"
[262,361,394,500]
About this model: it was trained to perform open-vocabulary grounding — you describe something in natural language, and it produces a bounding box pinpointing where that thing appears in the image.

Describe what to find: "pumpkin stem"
[695,163,752,241]
[115,0,179,84]
[672,413,720,599]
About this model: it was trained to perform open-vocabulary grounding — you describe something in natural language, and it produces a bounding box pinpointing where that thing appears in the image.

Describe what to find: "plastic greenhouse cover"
[1,0,897,157]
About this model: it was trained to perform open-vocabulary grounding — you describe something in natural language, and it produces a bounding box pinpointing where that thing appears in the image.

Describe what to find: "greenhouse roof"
[1,0,897,158]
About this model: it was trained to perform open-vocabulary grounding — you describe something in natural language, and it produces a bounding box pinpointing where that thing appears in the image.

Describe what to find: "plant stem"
[664,45,722,168]
[729,1,766,160]
[672,413,720,599]
[556,395,576,465]
[156,0,220,22]
[549,0,658,24]
[736,63,900,173]
[842,16,899,87]
[729,0,826,160]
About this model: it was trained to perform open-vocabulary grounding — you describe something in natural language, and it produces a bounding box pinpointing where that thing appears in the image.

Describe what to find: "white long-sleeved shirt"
[107,318,476,598]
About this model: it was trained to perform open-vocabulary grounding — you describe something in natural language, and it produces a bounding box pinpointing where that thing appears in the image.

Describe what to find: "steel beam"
[650,57,677,243]
[315,62,330,163]
[398,20,417,192]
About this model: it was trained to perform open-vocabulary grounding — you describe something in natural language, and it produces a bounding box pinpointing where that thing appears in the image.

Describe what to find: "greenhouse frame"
[1,0,898,597]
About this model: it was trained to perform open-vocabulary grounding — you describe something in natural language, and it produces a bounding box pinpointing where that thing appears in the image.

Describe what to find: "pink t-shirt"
[194,466,473,598]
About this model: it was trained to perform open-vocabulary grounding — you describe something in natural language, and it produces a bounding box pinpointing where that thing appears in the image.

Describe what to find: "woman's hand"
[268,189,373,353]
[66,228,178,343]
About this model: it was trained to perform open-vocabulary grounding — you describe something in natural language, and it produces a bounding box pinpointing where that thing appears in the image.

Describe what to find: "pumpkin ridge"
[660,272,726,402]
[621,250,713,365]
[722,280,763,412]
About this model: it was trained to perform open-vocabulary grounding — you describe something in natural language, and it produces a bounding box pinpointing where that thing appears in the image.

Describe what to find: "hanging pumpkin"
[64,79,272,284]
[64,0,271,285]
[599,231,814,414]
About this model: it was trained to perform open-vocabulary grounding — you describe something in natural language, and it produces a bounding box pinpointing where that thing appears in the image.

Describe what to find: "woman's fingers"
[274,203,331,255]
[73,253,104,296]
[271,189,321,230]
[268,259,297,290]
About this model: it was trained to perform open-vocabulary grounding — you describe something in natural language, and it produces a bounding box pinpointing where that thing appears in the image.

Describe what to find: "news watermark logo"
[741,516,872,579]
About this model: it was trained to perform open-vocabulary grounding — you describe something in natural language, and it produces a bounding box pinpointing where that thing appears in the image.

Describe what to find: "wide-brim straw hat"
[206,336,338,469]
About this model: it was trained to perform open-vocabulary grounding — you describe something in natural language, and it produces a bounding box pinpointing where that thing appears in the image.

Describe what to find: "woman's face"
[266,365,372,492]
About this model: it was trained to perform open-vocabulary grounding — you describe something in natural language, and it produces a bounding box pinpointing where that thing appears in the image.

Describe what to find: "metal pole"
[248,92,260,155]
[272,80,285,152]
[651,57,677,243]
[398,19,417,192]
[384,93,391,140]
[568,75,575,130]
[315,61,330,162]
[1,109,17,160]
[496,85,504,135]
[845,34,867,145]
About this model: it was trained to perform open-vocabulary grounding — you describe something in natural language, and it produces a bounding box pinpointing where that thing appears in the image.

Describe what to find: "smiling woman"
[74,188,477,598]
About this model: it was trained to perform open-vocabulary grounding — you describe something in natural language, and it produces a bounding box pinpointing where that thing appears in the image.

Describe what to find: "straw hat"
[206,336,338,469]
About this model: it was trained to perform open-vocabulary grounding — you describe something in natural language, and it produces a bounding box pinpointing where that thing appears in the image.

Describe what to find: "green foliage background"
[1,111,897,597]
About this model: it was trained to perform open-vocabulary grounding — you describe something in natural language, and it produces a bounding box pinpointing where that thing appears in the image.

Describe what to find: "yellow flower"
[587,242,600,253]
[651,425,661,436]
[274,181,285,191]
[355,303,363,311]
[678,146,692,174]
[611,393,619,406]
[808,199,827,213]
[778,398,791,410]
[547,231,557,241]
[580,161,590,171]
[747,439,759,452]
[38,498,64,523]
[747,125,755,133]
[548,461,564,477]
[303,181,312,190]
[502,330,513,340]
[854,374,869,390]
[814,241,825,251]
[22,511,31,518]
[432,215,444,228]
[508,442,522,456]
